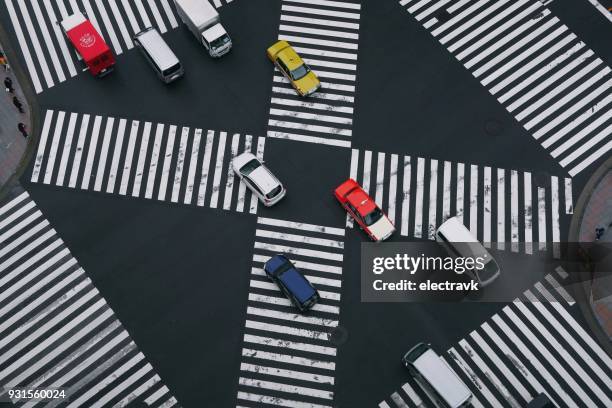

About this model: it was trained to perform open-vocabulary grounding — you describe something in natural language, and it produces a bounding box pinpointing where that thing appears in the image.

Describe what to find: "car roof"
[249,166,280,195]
[277,46,305,70]
[233,152,257,170]
[265,254,288,274]
[62,13,110,60]
[346,189,376,216]
[135,28,179,69]
[279,268,315,303]
[413,349,472,406]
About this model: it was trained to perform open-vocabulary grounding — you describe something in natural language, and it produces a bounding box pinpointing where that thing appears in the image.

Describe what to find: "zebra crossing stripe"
[198,130,215,206]
[109,0,135,51]
[82,115,103,190]
[469,331,531,404]
[0,192,179,407]
[349,149,570,253]
[483,166,491,246]
[492,314,577,406]
[533,285,612,371]
[480,321,554,405]
[157,125,177,201]
[447,348,494,408]
[457,339,520,408]
[237,216,344,406]
[456,162,465,225]
[31,110,54,183]
[170,127,189,203]
[210,131,227,209]
[223,133,240,210]
[4,0,189,92]
[266,0,361,148]
[94,117,115,191]
[427,160,438,240]
[4,0,42,92]
[469,164,477,236]
[119,121,139,195]
[524,172,532,254]
[43,111,65,185]
[107,118,127,193]
[30,110,265,215]
[400,0,612,175]
[512,301,611,406]
[184,129,202,205]
[504,305,597,406]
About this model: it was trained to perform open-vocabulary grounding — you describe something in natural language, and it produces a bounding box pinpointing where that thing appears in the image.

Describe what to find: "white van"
[435,216,500,287]
[402,343,472,408]
[134,27,184,83]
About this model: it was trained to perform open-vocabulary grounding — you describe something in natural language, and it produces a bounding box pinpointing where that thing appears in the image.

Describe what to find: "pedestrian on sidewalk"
[12,96,24,113]
[17,122,27,138]
[4,76,14,93]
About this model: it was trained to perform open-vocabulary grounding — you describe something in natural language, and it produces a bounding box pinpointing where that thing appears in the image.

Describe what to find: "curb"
[0,20,40,202]
[568,155,612,356]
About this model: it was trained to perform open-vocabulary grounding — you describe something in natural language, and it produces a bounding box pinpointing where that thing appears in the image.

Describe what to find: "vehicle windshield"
[364,207,383,226]
[240,159,261,176]
[290,64,309,80]
[266,185,282,200]
[405,343,429,363]
[211,35,230,50]
[162,63,181,76]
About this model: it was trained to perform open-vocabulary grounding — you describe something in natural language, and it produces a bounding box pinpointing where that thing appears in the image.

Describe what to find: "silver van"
[402,343,472,408]
[133,27,184,83]
[435,216,500,287]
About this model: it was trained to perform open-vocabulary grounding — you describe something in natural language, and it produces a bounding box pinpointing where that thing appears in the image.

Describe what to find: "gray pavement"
[0,44,30,189]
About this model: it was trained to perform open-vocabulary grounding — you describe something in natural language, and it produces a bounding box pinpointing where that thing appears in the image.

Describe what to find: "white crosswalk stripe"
[399,0,612,176]
[266,0,361,148]
[349,149,573,254]
[236,216,345,407]
[0,191,180,408]
[379,269,612,408]
[3,0,183,93]
[29,110,264,214]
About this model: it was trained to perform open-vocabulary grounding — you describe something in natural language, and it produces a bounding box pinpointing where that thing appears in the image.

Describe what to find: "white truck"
[174,0,232,57]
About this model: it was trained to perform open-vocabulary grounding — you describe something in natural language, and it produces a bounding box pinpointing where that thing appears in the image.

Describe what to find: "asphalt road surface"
[0,0,610,407]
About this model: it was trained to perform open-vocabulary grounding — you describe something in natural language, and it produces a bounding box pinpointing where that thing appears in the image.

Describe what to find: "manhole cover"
[327,326,348,346]
[484,119,503,136]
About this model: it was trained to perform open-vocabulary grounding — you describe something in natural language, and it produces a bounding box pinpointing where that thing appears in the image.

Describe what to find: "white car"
[232,152,286,207]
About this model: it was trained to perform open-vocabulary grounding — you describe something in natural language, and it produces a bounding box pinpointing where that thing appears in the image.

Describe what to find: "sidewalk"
[570,156,612,351]
[0,44,30,189]
[579,166,612,338]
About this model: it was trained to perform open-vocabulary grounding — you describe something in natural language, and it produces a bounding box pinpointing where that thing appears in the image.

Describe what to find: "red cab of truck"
[61,12,115,77]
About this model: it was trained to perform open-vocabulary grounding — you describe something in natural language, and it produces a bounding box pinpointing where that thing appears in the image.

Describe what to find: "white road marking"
[171,127,190,203]
[119,121,140,195]
[93,117,115,191]
[43,111,66,185]
[157,125,177,201]
[145,123,165,199]
[413,157,425,238]
[184,129,202,205]
[106,118,127,193]
[81,115,103,190]
[132,122,152,197]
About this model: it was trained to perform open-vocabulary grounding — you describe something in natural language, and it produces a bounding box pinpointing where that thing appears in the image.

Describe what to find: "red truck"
[61,12,115,77]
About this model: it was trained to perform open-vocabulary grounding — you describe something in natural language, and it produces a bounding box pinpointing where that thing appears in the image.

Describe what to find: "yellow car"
[267,40,320,97]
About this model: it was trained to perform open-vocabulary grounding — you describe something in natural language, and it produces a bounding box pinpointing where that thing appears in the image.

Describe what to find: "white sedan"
[232,152,286,207]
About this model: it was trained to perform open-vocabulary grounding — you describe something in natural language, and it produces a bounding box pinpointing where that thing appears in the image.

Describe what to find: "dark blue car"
[264,254,320,312]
